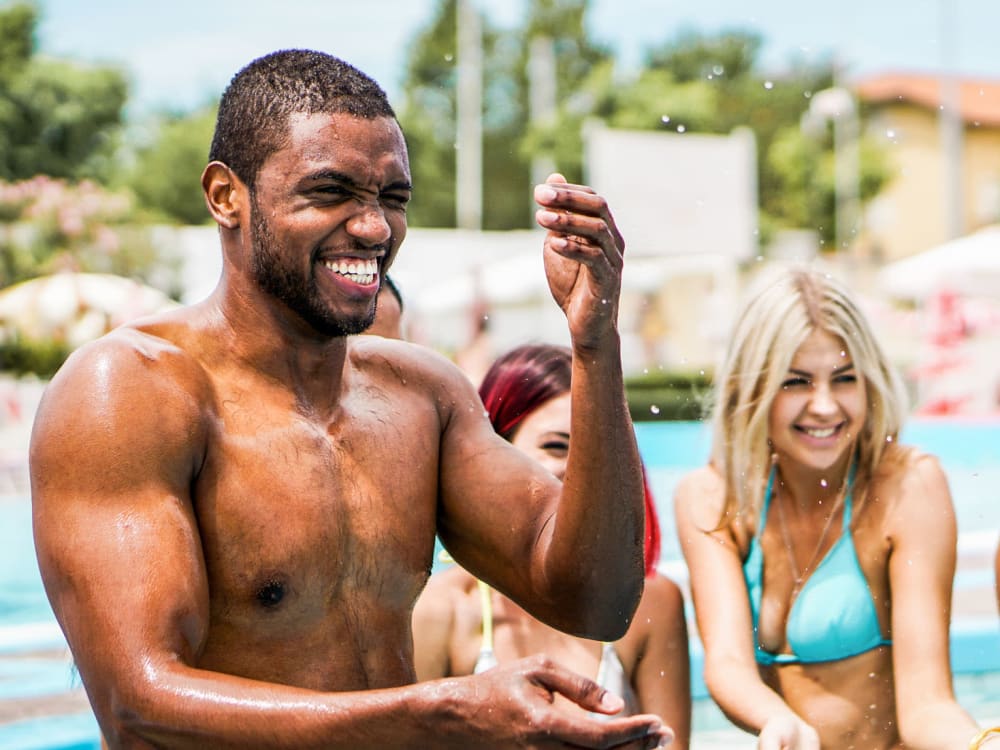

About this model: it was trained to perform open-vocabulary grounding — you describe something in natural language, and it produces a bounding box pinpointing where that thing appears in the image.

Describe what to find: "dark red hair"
[478,344,661,577]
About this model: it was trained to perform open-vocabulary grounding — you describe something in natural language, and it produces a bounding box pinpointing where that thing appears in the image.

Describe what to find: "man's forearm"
[542,335,645,639]
[96,666,468,749]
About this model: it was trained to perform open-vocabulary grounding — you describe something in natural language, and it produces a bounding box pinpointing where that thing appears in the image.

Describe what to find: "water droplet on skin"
[650,405,661,415]
[820,479,828,488]
[869,672,876,678]
[886,435,894,442]
[601,298,608,304]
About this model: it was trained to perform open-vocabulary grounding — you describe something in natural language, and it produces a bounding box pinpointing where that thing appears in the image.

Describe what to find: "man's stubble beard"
[248,193,378,338]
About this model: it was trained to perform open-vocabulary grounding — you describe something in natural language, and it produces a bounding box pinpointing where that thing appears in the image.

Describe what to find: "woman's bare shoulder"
[673,464,727,527]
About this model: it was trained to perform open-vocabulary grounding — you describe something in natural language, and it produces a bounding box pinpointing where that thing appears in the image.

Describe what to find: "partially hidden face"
[767,328,868,473]
[510,392,572,481]
[248,111,411,337]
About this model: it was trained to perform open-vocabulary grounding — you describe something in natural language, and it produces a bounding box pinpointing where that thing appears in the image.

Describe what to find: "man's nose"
[346,201,391,246]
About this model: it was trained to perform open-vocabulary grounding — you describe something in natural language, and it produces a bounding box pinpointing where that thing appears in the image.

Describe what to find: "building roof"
[854,72,1000,127]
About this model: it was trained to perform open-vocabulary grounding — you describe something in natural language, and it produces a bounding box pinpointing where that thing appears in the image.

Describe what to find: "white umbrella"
[877,225,1000,301]
[0,272,179,348]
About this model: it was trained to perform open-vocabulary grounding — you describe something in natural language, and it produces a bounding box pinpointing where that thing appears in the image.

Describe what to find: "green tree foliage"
[0,176,167,288]
[125,106,217,225]
[602,28,887,248]
[398,9,889,247]
[0,2,129,182]
[399,0,611,229]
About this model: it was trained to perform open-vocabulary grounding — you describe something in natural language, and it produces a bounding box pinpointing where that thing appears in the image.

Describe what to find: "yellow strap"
[478,580,494,651]
[970,727,1000,750]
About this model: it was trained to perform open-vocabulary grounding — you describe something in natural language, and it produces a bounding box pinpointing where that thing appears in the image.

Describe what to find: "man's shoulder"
[46,314,211,413]
[349,336,477,394]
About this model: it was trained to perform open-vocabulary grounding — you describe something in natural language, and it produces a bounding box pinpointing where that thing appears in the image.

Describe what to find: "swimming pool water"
[2,418,998,747]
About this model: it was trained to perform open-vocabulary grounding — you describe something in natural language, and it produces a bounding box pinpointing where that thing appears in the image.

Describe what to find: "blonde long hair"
[708,267,908,527]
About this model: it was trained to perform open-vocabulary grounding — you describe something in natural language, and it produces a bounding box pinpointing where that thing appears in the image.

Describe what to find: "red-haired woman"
[413,343,691,748]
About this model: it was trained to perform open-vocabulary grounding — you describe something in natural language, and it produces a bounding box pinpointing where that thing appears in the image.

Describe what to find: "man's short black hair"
[208,49,397,190]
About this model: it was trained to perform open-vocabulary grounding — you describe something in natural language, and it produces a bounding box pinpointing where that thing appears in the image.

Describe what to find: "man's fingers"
[533,181,625,256]
[506,657,672,749]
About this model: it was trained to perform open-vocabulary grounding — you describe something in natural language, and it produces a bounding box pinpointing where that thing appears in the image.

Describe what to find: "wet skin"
[30,111,666,748]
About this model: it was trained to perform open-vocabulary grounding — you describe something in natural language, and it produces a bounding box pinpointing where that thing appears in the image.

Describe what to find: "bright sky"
[34,0,1000,118]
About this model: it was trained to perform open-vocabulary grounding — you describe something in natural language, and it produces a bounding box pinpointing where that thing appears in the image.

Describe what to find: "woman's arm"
[887,453,982,749]
[629,574,691,749]
[673,468,818,748]
[412,568,463,680]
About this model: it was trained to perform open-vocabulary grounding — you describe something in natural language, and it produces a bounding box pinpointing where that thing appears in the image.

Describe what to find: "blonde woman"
[674,267,995,749]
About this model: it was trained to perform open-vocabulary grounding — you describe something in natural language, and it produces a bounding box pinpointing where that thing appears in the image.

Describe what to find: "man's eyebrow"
[302,170,412,193]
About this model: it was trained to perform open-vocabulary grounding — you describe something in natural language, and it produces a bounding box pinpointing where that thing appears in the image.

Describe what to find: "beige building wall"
[964,127,1000,229]
[864,104,1000,262]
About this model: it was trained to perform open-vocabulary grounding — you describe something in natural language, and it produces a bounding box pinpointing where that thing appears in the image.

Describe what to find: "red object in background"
[929,288,969,347]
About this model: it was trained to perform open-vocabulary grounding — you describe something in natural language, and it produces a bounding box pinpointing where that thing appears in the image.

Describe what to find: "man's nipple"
[255,579,287,608]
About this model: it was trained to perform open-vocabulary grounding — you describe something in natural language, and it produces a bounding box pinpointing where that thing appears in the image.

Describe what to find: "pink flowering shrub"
[0,176,170,288]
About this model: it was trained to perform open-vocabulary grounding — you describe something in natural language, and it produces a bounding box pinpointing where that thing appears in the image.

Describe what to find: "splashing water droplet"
[712,65,724,75]
[650,405,661,415]
[677,125,686,133]
[661,115,671,124]
[764,80,774,90]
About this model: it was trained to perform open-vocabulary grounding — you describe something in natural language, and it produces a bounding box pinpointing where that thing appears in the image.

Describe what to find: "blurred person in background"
[365,273,404,339]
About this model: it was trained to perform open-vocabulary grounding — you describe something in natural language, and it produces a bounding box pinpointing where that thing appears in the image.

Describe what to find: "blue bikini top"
[742,465,891,665]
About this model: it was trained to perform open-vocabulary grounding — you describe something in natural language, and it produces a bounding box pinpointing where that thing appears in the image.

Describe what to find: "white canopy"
[877,224,1000,301]
[0,272,179,348]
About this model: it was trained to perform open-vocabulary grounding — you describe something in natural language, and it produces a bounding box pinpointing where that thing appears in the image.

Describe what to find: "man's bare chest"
[191,395,442,626]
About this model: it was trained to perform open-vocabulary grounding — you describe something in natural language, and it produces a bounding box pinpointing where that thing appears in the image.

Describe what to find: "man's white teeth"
[805,426,836,438]
[324,258,377,285]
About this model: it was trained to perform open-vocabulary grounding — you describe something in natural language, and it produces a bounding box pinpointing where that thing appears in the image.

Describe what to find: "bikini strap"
[478,580,494,651]
[759,464,776,536]
[841,459,859,532]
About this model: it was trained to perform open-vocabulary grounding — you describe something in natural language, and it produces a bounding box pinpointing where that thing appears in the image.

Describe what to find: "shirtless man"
[29,50,671,749]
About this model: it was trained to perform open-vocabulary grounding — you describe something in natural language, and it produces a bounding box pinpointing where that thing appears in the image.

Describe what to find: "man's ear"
[202,161,246,229]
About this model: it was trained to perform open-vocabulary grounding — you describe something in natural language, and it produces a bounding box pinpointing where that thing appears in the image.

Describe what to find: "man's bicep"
[30,342,211,679]
[435,384,561,598]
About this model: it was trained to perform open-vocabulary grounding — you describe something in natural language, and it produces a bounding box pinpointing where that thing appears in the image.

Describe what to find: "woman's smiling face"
[768,328,867,473]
